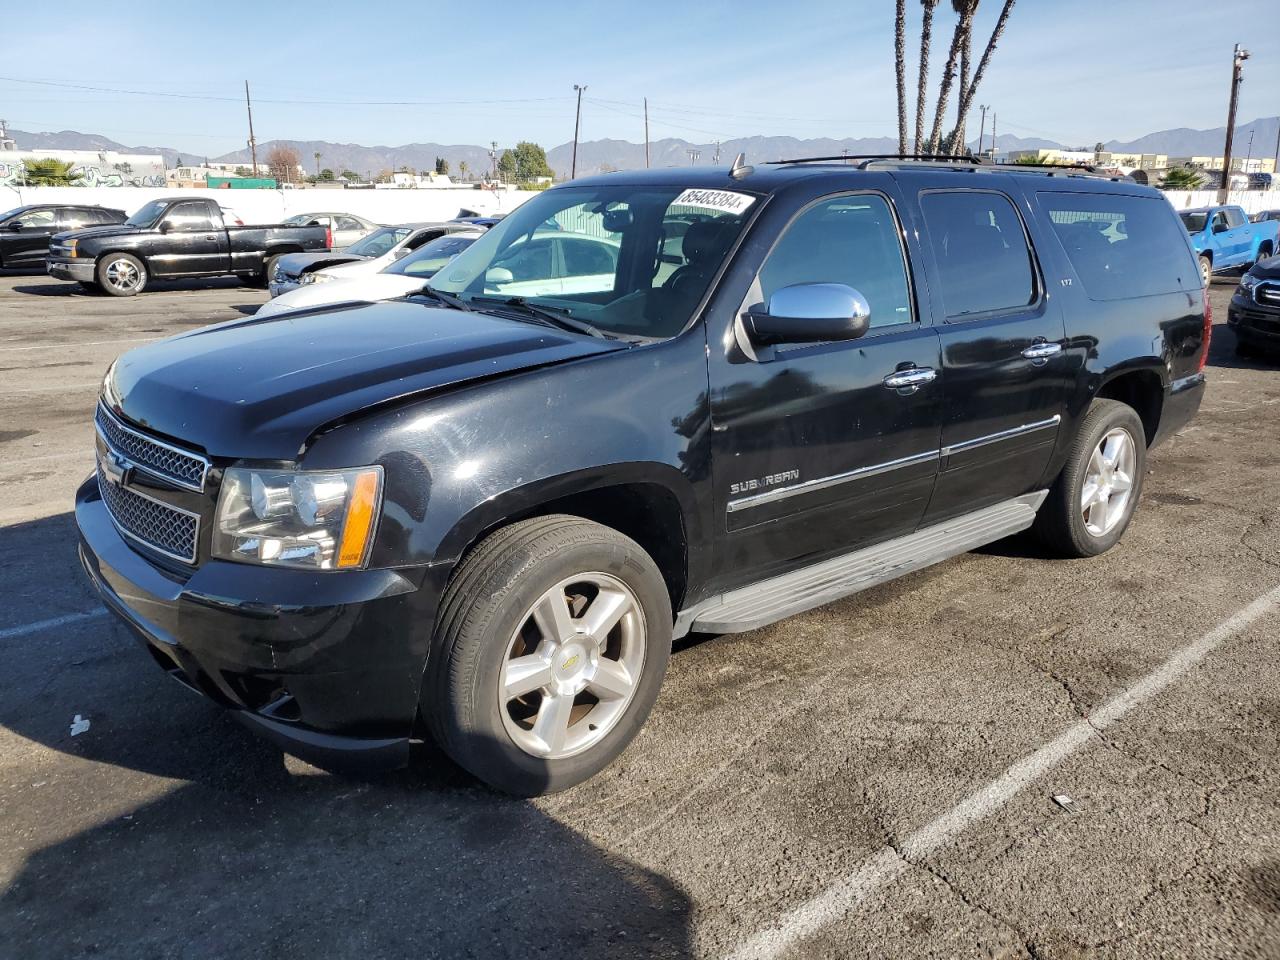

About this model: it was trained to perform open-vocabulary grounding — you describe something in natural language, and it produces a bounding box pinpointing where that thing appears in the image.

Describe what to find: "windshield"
[429,184,758,339]
[383,234,478,278]
[1179,212,1207,234]
[126,200,169,228]
[344,226,412,258]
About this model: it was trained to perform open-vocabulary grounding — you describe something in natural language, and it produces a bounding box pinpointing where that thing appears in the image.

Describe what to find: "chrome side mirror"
[744,283,872,345]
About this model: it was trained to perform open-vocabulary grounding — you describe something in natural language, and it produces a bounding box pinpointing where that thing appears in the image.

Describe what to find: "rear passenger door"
[912,183,1070,523]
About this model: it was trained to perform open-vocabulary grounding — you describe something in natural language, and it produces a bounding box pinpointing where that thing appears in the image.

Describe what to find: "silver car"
[281,212,379,250]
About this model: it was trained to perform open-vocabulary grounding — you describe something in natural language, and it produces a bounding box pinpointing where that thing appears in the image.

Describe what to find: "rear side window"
[757,193,913,328]
[1038,192,1198,300]
[919,191,1036,318]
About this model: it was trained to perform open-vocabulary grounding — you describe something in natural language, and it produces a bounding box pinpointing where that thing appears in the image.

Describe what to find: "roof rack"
[769,153,980,166]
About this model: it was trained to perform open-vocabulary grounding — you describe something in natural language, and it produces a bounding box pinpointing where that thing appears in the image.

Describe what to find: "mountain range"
[8,117,1279,178]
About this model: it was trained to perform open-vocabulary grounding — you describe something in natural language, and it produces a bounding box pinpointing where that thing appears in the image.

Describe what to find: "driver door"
[5,208,59,266]
[707,184,942,589]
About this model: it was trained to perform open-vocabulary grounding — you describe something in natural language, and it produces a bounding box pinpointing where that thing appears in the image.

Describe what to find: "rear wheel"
[1034,399,1146,558]
[425,515,672,796]
[254,254,280,289]
[1199,254,1212,287]
[96,253,146,296]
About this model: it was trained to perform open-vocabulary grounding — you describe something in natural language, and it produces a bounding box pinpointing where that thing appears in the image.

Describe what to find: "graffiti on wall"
[0,159,165,188]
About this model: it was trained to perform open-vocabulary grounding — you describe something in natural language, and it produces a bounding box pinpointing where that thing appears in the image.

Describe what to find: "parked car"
[1251,209,1280,224]
[268,222,480,297]
[1228,254,1280,356]
[78,161,1207,795]
[282,211,379,249]
[255,231,482,317]
[45,197,331,295]
[1179,204,1279,284]
[0,204,125,269]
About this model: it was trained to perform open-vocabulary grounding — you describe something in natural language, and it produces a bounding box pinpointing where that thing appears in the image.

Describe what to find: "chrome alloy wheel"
[500,572,646,760]
[1081,427,1137,537]
[104,257,143,293]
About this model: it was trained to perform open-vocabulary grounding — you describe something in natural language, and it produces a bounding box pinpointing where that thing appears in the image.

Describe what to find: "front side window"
[920,190,1036,318]
[431,184,757,339]
[12,208,55,228]
[165,202,215,231]
[755,193,912,329]
[1040,192,1198,300]
[1224,207,1246,229]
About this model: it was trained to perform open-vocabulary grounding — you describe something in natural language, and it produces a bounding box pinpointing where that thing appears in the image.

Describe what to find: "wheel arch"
[1096,367,1164,446]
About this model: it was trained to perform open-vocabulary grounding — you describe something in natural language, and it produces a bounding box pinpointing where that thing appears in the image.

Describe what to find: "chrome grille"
[95,404,209,492]
[97,468,199,563]
[1257,283,1280,307]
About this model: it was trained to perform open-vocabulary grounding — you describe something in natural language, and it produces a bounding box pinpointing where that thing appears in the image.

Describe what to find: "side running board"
[675,490,1048,637]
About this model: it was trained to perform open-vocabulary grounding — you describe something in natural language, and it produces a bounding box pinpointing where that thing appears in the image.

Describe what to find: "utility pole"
[687,149,700,165]
[1220,44,1249,192]
[989,113,997,160]
[571,84,587,180]
[490,142,498,182]
[1244,129,1255,175]
[245,81,259,178]
[644,97,650,169]
[977,105,989,158]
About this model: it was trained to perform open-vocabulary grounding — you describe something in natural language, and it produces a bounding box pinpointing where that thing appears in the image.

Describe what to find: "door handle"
[1021,340,1062,365]
[204,235,217,241]
[883,366,938,393]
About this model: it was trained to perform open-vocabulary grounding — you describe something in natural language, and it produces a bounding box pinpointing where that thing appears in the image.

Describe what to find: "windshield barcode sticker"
[672,189,756,216]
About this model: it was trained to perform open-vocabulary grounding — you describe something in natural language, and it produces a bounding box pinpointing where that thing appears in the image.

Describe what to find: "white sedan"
[256,232,482,318]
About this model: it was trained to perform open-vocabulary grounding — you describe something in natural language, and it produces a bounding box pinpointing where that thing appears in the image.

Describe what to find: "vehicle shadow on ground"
[10,276,255,297]
[1207,319,1276,371]
[0,511,695,957]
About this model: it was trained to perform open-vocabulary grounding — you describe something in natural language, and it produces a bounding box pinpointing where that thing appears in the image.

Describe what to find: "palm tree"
[1162,167,1205,190]
[926,0,975,154]
[313,151,322,178]
[944,0,1017,154]
[21,158,75,186]
[915,0,941,153]
[459,160,469,181]
[895,0,908,154]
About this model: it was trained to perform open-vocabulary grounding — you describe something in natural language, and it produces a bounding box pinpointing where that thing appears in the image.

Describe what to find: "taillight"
[325,226,333,249]
[1198,286,1212,373]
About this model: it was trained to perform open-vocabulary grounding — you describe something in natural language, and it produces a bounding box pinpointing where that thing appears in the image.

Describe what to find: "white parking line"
[727,583,1280,960]
[3,337,160,352]
[0,609,109,641]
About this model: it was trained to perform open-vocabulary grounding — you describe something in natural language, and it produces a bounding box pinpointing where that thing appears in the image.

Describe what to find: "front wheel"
[1199,255,1212,287]
[425,515,672,796]
[96,253,147,296]
[1034,399,1146,558]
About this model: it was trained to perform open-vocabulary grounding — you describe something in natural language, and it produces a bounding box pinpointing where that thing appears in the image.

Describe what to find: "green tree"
[497,149,517,182]
[458,160,469,180]
[22,158,75,186]
[434,156,449,176]
[1162,167,1205,190]
[506,141,552,182]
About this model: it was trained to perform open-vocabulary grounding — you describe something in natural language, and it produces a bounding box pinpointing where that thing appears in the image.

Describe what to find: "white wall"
[0,184,538,225]
[1162,189,1280,214]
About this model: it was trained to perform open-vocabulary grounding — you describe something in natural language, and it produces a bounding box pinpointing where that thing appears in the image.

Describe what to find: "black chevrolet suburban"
[46,196,330,295]
[76,159,1208,795]
[0,204,125,268]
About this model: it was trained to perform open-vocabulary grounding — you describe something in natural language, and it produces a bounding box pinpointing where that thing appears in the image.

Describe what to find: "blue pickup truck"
[1180,204,1279,285]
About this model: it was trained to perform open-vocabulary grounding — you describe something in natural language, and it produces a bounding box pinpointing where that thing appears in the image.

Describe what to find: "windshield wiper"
[416,286,474,312]
[471,296,611,339]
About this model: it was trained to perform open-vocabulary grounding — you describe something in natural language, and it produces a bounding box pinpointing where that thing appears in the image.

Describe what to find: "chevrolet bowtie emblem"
[100,448,132,487]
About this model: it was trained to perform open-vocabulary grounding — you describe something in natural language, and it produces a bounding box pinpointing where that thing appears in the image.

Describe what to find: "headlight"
[1238,273,1260,294]
[65,239,78,258]
[213,466,383,570]
[300,272,335,285]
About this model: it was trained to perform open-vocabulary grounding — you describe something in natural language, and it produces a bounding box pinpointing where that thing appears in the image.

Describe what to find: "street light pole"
[977,105,989,158]
[571,84,587,180]
[245,80,258,178]
[1220,44,1249,192]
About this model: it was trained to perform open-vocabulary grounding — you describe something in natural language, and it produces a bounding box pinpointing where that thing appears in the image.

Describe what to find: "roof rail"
[768,153,980,165]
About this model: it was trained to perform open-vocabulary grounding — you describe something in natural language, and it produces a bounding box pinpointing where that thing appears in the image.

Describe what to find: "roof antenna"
[730,152,753,180]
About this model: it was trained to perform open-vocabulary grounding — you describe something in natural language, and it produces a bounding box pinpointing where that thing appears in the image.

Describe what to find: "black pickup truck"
[77,160,1207,795]
[46,196,330,295]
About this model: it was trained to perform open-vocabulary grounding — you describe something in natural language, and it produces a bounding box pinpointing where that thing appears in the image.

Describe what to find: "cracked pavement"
[0,272,1278,959]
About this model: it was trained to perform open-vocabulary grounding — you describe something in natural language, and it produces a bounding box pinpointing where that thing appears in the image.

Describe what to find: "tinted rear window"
[919,190,1036,318]
[1040,193,1198,300]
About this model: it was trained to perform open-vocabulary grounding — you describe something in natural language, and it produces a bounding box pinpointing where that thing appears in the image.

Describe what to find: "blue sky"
[3,0,1278,155]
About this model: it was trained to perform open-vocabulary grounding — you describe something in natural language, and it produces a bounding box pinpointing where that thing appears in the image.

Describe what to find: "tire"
[425,515,672,796]
[96,253,147,296]
[254,254,280,289]
[1198,254,1212,287]
[1034,399,1146,558]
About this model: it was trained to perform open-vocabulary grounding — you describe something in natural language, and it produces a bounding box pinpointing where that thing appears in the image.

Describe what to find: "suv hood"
[275,251,367,276]
[106,300,625,459]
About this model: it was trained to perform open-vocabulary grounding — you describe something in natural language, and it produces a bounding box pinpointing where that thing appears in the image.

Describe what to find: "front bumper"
[75,475,436,771]
[47,259,96,283]
[1227,295,1280,347]
[268,277,301,298]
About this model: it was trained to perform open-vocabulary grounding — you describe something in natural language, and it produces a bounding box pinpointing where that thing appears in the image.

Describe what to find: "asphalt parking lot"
[0,269,1277,960]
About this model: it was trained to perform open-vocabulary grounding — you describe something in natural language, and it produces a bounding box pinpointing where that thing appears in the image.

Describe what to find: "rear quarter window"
[1039,192,1198,300]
